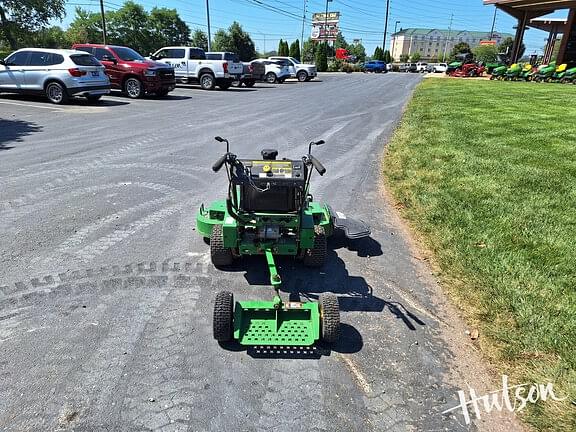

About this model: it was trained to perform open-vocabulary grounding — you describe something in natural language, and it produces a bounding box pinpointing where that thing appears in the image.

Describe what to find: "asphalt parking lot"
[1,73,492,431]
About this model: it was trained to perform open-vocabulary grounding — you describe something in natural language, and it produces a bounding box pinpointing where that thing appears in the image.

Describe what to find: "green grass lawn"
[384,78,576,431]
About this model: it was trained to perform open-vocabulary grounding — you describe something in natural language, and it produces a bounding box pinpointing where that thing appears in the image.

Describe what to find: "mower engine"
[257,226,281,240]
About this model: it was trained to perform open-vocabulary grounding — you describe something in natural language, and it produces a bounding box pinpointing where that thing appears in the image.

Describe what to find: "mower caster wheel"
[320,293,340,344]
[303,226,327,268]
[214,291,234,341]
[210,224,233,267]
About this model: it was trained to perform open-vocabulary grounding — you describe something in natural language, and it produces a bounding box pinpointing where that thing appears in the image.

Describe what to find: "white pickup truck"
[149,47,243,90]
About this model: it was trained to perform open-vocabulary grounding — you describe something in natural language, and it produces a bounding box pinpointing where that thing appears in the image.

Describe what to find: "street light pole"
[324,0,329,46]
[206,0,212,51]
[392,20,400,59]
[383,0,390,51]
[490,7,497,40]
[256,30,266,55]
[442,13,453,62]
[99,0,107,45]
[301,0,307,55]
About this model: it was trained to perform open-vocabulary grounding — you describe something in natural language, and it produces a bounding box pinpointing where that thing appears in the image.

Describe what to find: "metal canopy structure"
[530,17,569,61]
[484,0,576,63]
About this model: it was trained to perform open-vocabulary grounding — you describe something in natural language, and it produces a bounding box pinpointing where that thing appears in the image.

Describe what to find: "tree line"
[0,1,259,61]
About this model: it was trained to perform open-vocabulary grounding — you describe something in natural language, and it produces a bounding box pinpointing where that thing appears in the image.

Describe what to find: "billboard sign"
[312,12,340,23]
[311,11,340,42]
[480,40,497,46]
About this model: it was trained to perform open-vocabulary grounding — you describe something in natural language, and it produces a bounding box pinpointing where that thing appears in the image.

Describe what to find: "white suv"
[0,48,110,104]
[268,56,317,82]
[257,59,291,84]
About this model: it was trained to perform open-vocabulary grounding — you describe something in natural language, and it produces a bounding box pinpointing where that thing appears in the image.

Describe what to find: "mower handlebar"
[309,155,326,176]
[212,153,228,172]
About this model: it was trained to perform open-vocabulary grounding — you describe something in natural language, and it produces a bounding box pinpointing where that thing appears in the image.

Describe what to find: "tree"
[498,36,524,59]
[315,42,328,72]
[289,39,300,60]
[411,52,421,62]
[400,54,409,62]
[383,49,392,63]
[450,42,471,58]
[106,2,153,53]
[31,26,68,48]
[473,44,498,63]
[348,42,366,63]
[373,46,383,61]
[0,0,66,49]
[190,29,208,50]
[334,32,348,50]
[278,39,289,56]
[66,7,104,45]
[149,7,190,49]
[213,22,256,61]
[302,38,316,63]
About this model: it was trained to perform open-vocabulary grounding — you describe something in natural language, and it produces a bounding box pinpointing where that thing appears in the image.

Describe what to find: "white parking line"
[0,100,67,111]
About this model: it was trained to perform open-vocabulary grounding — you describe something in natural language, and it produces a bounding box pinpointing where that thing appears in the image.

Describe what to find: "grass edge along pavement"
[383,78,575,431]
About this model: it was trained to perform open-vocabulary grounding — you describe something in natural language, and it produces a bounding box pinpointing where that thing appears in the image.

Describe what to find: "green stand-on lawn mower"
[196,137,371,347]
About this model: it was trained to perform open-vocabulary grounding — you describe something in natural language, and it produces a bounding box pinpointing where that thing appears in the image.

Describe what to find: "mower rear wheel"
[210,224,233,267]
[213,291,234,342]
[319,293,340,344]
[303,225,327,267]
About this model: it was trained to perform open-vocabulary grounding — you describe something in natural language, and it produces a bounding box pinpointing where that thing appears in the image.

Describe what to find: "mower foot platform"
[235,301,319,346]
[329,207,371,239]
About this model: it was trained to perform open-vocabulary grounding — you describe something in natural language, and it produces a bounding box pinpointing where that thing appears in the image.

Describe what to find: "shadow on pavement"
[0,118,42,150]
[216,235,425,357]
[220,323,363,359]
[0,93,129,106]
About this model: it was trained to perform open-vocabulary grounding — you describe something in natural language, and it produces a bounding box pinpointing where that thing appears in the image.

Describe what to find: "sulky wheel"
[210,224,233,267]
[303,225,327,268]
[213,291,234,341]
[319,293,340,344]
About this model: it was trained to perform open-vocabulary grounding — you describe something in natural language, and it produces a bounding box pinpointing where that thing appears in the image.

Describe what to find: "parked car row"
[398,62,428,73]
[0,45,318,104]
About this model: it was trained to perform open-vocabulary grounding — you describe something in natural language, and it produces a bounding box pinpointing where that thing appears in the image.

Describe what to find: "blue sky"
[61,0,567,55]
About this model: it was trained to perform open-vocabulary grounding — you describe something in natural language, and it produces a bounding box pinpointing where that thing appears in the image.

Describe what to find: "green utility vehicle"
[197,137,371,347]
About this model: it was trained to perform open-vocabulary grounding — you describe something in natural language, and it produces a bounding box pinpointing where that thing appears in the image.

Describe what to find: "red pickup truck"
[72,44,176,98]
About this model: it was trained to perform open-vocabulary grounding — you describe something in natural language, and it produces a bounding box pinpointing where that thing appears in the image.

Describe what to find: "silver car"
[0,48,111,104]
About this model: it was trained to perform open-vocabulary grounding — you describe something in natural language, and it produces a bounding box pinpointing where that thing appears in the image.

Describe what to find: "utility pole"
[99,0,107,45]
[489,7,497,40]
[206,0,212,51]
[301,0,307,55]
[383,0,390,51]
[442,13,453,62]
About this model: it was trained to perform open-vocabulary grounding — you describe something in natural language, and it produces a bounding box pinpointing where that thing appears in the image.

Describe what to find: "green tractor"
[197,137,371,347]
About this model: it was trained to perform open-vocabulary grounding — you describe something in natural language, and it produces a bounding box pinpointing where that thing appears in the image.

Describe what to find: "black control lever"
[309,155,326,176]
[212,153,228,172]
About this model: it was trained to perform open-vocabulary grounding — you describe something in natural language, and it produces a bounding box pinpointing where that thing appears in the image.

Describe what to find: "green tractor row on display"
[196,137,371,347]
